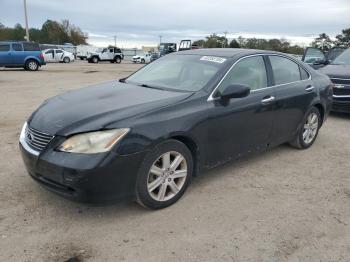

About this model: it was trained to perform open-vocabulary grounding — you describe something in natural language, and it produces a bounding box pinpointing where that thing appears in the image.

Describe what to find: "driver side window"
[217,56,267,93]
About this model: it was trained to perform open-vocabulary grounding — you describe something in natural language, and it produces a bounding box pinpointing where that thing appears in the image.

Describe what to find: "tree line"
[0,19,87,45]
[193,28,350,54]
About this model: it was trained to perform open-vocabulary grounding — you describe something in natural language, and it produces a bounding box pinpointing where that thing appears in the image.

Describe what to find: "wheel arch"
[169,135,200,177]
[312,103,325,125]
[24,56,41,65]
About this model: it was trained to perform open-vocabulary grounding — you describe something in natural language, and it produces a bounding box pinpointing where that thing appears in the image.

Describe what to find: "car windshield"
[331,49,350,65]
[126,54,227,92]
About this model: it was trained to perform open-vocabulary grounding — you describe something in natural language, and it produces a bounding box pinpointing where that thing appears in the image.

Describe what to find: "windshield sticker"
[200,56,227,63]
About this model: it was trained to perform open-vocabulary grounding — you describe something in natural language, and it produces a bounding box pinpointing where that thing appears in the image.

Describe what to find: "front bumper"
[19,138,147,203]
[332,97,350,113]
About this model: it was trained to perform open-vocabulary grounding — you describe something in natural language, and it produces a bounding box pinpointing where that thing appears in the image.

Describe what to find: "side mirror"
[313,59,328,66]
[218,84,251,100]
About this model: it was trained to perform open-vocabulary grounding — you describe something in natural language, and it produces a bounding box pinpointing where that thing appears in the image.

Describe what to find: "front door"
[54,49,64,62]
[205,55,275,166]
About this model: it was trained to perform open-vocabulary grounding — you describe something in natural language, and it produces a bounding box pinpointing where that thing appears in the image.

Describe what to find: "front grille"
[331,78,350,85]
[331,78,350,97]
[333,87,350,96]
[25,126,54,151]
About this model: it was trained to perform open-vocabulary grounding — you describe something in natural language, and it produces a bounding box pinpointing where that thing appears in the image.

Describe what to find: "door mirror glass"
[219,84,250,100]
[302,47,326,64]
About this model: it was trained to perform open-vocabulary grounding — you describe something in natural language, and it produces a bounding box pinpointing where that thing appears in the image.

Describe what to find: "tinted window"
[45,49,53,54]
[0,44,10,51]
[56,50,63,54]
[23,42,40,51]
[218,56,267,91]
[300,67,309,80]
[270,56,301,85]
[12,43,23,51]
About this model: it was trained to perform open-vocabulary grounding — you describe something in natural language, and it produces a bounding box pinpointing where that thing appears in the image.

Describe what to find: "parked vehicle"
[76,45,97,60]
[0,41,45,71]
[87,47,124,63]
[132,53,152,63]
[19,49,332,209]
[150,52,160,62]
[42,49,75,63]
[159,43,177,56]
[302,47,350,113]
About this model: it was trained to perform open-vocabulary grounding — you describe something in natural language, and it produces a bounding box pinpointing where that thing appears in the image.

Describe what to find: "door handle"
[261,96,275,105]
[305,85,315,92]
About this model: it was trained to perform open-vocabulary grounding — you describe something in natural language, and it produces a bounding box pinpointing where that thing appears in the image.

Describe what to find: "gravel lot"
[1,61,350,262]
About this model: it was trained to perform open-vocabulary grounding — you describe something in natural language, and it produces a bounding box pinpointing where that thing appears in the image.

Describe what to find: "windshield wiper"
[137,83,166,91]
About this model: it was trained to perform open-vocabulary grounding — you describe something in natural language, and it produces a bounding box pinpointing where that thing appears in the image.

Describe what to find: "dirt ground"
[0,61,350,262]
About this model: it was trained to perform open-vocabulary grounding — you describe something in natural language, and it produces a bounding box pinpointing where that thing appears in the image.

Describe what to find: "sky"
[0,0,349,48]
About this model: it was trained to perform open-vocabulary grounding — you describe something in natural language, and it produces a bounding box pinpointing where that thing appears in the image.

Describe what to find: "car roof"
[0,41,37,44]
[173,48,286,58]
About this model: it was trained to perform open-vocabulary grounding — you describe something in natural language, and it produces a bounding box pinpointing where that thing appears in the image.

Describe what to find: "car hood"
[318,64,350,79]
[28,81,192,136]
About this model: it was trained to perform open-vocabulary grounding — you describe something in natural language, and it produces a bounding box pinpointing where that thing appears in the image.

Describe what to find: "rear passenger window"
[23,42,40,51]
[269,56,301,85]
[12,43,23,51]
[300,67,309,80]
[0,44,10,51]
[218,56,267,91]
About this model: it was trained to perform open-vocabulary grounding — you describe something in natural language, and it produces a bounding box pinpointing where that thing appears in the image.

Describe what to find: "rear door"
[0,43,12,65]
[268,55,315,144]
[206,55,276,166]
[11,43,25,65]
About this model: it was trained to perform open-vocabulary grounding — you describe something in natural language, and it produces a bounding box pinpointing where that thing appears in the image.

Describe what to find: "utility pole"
[223,31,228,47]
[23,0,30,41]
[114,35,117,47]
[159,35,162,44]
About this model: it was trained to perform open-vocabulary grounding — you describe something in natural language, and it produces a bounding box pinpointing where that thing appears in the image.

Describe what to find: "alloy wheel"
[302,112,319,144]
[28,61,38,71]
[147,151,187,202]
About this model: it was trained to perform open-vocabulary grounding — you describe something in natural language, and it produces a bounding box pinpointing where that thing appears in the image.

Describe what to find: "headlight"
[58,128,130,154]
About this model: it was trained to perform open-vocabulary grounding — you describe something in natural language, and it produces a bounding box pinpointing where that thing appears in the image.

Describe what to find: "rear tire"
[289,107,321,149]
[136,139,193,209]
[25,60,39,71]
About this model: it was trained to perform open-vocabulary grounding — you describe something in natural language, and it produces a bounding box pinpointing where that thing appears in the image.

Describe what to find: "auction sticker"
[200,56,227,63]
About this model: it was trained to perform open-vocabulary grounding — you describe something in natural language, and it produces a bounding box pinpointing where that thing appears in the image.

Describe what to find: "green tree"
[229,39,240,48]
[335,28,350,48]
[311,33,334,51]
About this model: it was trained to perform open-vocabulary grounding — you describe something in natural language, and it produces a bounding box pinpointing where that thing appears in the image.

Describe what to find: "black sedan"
[19,49,333,209]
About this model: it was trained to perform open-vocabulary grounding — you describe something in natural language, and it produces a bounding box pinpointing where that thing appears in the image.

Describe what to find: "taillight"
[39,53,44,59]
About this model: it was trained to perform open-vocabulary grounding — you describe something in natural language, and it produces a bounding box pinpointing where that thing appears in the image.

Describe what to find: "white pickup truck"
[87,47,124,63]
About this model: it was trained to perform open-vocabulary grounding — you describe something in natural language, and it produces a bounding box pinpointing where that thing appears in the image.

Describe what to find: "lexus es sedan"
[19,49,333,209]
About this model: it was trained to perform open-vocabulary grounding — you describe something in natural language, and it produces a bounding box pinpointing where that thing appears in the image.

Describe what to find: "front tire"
[289,107,321,149]
[92,57,99,63]
[136,139,193,209]
[63,57,70,63]
[115,56,121,63]
[24,60,39,71]
[141,59,145,64]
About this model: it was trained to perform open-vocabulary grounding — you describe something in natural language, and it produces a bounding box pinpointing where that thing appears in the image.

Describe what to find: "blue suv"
[0,41,46,71]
